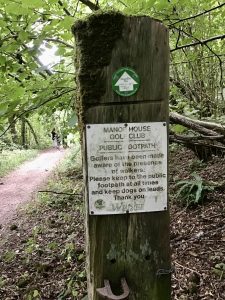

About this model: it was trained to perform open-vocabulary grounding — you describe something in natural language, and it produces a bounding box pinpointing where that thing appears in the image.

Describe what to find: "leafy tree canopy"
[0,0,224,143]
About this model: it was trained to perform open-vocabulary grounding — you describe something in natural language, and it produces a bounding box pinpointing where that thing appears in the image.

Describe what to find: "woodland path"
[0,148,66,228]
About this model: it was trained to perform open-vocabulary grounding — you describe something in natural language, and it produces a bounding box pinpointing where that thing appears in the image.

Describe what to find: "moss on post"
[72,12,125,135]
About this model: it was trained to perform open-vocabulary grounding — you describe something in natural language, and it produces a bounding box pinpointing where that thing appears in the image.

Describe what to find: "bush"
[0,149,38,176]
[0,140,23,152]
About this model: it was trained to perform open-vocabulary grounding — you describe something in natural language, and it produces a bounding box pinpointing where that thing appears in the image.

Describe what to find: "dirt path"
[0,148,66,228]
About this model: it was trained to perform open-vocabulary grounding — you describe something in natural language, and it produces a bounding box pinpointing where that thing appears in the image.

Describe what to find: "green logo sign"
[112,67,140,96]
[94,199,106,210]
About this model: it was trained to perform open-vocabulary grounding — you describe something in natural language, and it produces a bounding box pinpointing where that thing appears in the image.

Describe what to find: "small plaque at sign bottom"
[86,122,167,215]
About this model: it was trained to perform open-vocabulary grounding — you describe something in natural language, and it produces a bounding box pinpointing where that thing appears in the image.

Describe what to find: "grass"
[57,144,81,172]
[0,149,39,177]
[0,145,86,299]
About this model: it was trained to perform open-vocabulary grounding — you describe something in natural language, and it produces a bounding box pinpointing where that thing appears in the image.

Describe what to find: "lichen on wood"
[72,11,125,131]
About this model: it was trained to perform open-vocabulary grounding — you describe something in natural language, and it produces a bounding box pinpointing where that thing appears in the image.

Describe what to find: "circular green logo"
[94,199,106,210]
[112,67,140,97]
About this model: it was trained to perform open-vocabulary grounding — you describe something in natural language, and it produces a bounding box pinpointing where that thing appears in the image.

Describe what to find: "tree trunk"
[21,118,27,148]
[8,115,18,144]
[170,112,225,134]
[170,112,222,137]
[25,118,39,146]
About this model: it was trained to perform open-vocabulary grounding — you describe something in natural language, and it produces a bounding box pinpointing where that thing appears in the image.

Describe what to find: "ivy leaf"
[5,3,22,14]
[13,87,25,98]
[5,86,26,103]
[155,0,169,10]
[60,16,74,30]
[18,32,29,42]
[0,103,8,116]
[22,0,43,8]
[0,56,6,66]
[55,46,67,56]
[61,33,73,41]
[33,289,39,297]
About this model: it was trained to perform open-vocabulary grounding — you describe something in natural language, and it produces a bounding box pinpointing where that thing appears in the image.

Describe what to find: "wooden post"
[72,12,170,300]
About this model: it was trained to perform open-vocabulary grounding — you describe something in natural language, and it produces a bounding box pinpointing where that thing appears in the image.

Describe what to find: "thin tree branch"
[171,26,224,102]
[171,53,225,65]
[5,26,52,78]
[171,33,225,52]
[52,70,75,75]
[170,3,225,26]
[118,0,128,7]
[8,73,22,83]
[0,88,75,138]
[58,0,99,13]
[79,0,99,10]
[174,261,201,276]
[73,0,80,17]
[38,190,82,196]
[58,0,72,16]
[175,28,181,48]
[44,38,74,49]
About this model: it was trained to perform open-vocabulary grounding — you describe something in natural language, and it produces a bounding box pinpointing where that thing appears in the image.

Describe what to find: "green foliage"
[176,173,214,206]
[0,149,38,176]
[0,0,76,146]
[61,242,77,262]
[58,267,86,300]
[17,272,30,288]
[189,159,205,172]
[0,276,6,288]
[0,140,22,151]
[171,124,188,134]
[24,289,41,300]
[213,263,225,279]
[0,0,224,150]
[59,142,81,173]
[25,237,40,255]
[2,250,16,262]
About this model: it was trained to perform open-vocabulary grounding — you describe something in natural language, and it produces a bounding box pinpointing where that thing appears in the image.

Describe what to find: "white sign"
[115,72,138,92]
[86,122,167,215]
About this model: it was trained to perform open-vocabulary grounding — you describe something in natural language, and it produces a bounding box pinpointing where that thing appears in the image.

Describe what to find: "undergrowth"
[176,173,214,207]
[0,145,86,299]
[0,149,39,177]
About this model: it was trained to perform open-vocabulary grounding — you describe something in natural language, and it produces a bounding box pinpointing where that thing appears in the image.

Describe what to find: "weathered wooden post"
[72,12,170,300]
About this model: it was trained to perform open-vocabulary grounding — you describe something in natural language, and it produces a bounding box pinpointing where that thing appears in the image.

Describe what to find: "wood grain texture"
[86,17,169,105]
[75,12,170,300]
[102,17,169,103]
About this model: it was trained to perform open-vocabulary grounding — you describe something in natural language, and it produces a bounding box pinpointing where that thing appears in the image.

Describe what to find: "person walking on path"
[51,128,61,149]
